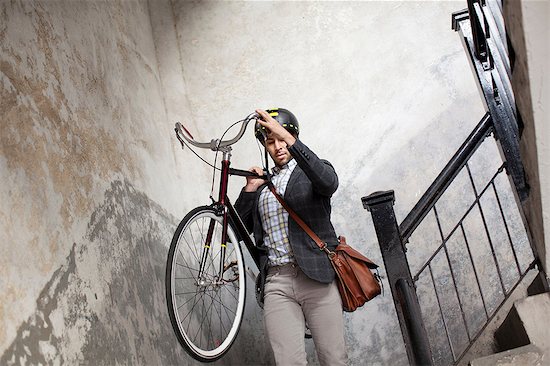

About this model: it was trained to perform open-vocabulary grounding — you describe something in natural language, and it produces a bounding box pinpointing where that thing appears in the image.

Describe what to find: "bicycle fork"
[196,151,238,287]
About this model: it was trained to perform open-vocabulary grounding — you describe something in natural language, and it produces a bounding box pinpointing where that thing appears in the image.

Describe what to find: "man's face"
[265,134,292,167]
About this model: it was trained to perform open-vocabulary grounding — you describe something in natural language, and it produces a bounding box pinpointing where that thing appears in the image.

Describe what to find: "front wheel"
[166,206,246,362]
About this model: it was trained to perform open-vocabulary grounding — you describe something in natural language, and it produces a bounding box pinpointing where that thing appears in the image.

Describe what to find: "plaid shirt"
[258,158,298,266]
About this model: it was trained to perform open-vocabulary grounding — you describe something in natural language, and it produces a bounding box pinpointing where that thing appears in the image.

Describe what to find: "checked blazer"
[235,139,339,303]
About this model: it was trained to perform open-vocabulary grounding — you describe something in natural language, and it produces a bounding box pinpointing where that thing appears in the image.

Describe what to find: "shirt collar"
[272,158,296,175]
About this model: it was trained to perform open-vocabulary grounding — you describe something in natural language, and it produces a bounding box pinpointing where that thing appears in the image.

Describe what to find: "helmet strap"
[263,145,271,181]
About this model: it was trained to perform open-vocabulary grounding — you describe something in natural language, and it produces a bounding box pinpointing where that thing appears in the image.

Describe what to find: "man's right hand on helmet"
[255,109,297,148]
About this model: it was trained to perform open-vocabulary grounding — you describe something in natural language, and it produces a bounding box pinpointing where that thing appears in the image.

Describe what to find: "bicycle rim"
[166,207,246,362]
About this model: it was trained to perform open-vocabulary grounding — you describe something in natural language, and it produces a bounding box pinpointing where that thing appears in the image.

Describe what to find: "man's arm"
[234,190,256,232]
[255,109,338,196]
[235,166,264,231]
[288,139,338,197]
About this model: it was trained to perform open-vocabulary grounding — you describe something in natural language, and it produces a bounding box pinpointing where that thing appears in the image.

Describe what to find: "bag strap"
[267,183,331,253]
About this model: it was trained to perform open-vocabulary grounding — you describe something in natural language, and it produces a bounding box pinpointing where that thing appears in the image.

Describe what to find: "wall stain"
[0,0,155,244]
[0,178,276,364]
[0,180,188,364]
[1,54,134,231]
[0,243,76,365]
[1,1,157,338]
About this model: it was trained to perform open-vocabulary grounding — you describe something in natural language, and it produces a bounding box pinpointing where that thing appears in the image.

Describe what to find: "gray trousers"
[264,263,347,366]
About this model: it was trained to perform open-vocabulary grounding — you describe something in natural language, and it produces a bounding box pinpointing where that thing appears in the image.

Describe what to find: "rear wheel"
[166,206,246,362]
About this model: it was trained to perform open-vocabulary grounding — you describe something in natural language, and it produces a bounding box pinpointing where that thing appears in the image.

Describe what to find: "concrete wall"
[504,0,550,277]
[0,0,201,364]
[1,0,531,365]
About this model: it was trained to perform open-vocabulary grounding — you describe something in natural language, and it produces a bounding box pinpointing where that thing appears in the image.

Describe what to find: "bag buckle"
[319,242,335,258]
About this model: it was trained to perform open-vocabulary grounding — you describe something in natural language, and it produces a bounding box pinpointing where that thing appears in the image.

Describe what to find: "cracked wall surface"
[1,0,534,365]
[1,180,269,365]
[0,0,209,363]
[1,181,180,365]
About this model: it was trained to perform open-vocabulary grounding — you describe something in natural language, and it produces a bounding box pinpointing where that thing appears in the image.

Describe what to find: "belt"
[267,262,298,275]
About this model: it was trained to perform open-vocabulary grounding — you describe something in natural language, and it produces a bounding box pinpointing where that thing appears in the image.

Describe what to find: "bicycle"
[166,112,264,362]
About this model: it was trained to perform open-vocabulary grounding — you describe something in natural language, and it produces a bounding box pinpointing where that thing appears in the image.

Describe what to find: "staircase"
[453,1,550,365]
[363,1,549,365]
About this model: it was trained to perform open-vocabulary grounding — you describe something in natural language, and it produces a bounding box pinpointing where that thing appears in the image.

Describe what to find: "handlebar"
[229,168,267,180]
[175,112,259,151]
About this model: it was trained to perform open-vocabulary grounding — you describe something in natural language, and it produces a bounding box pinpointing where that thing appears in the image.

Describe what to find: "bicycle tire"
[166,206,246,362]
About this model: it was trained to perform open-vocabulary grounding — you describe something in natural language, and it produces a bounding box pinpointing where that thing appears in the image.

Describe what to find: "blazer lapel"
[284,162,302,201]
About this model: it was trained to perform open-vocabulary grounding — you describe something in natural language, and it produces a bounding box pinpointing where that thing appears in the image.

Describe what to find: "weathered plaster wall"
[504,0,550,276]
[0,0,215,364]
[1,180,185,364]
[1,0,533,365]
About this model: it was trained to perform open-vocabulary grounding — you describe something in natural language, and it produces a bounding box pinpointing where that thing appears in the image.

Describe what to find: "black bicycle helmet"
[255,108,300,142]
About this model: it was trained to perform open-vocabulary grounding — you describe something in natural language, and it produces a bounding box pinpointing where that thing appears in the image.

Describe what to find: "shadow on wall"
[0,180,269,365]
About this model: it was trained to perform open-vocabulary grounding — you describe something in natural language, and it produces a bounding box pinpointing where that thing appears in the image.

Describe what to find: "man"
[235,108,346,366]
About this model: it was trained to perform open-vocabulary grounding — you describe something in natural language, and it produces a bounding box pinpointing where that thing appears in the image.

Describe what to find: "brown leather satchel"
[268,184,382,312]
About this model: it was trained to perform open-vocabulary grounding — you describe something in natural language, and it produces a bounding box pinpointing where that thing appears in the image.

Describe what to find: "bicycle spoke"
[176,290,200,310]
[178,283,238,350]
[174,276,198,281]
[204,289,227,347]
[180,286,204,320]
[206,296,215,349]
[183,229,202,264]
[177,234,201,283]
[202,289,237,316]
[194,288,213,348]
[221,285,239,304]
[175,262,199,273]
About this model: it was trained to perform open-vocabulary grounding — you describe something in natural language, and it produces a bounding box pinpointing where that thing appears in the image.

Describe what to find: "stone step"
[469,344,546,366]
[495,292,550,353]
[469,292,550,365]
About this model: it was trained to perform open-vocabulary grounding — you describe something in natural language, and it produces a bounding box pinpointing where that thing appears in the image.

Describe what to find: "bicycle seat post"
[218,146,232,206]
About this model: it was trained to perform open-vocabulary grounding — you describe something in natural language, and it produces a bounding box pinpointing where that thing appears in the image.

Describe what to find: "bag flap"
[335,242,379,269]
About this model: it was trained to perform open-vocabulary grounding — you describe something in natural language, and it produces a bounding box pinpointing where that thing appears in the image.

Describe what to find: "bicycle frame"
[195,148,260,287]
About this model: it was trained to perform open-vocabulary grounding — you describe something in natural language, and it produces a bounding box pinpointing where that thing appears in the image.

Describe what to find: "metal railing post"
[363,191,433,366]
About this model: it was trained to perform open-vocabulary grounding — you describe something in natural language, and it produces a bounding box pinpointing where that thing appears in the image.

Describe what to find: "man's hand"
[256,109,296,147]
[244,166,265,192]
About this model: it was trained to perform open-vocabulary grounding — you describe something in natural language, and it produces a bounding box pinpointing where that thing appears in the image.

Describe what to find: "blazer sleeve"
[288,139,339,197]
[234,189,256,232]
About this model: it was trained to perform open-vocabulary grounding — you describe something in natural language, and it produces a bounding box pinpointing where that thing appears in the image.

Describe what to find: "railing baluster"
[433,206,472,343]
[491,180,522,277]
[413,165,508,280]
[466,163,507,300]
[428,263,457,362]
[460,223,490,320]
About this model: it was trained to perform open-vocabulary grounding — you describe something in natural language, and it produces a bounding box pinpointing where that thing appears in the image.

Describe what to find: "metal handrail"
[399,113,493,243]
